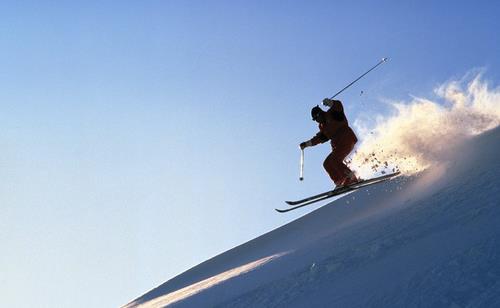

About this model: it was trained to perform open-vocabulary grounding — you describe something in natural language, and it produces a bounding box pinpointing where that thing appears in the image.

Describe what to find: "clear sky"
[1,1,499,307]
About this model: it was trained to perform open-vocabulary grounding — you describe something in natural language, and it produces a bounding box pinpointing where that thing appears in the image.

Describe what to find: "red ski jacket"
[308,100,358,147]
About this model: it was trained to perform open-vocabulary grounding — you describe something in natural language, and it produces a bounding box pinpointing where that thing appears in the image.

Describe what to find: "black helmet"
[311,105,324,121]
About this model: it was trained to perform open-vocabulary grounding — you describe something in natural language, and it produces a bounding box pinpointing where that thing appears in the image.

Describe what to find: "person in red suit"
[300,98,359,188]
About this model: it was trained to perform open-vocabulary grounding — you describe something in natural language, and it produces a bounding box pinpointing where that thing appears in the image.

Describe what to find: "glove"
[323,98,340,107]
[300,141,312,150]
[322,98,333,107]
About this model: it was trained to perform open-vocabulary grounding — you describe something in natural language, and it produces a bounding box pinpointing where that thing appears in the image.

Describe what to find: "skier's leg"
[323,152,344,186]
[332,139,358,186]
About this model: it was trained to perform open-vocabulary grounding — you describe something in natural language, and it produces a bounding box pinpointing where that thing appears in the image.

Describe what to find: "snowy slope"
[124,127,500,308]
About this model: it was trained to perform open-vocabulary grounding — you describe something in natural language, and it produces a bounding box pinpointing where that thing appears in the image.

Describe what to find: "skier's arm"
[300,132,328,149]
[323,98,346,121]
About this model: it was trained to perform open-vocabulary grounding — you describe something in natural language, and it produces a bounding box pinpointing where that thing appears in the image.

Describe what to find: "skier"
[300,98,359,188]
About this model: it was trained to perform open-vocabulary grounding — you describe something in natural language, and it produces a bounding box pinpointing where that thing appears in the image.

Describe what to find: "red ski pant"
[323,131,357,186]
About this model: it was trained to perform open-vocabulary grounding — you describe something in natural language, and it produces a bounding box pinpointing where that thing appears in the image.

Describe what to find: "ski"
[285,172,401,205]
[285,188,334,206]
[276,172,401,213]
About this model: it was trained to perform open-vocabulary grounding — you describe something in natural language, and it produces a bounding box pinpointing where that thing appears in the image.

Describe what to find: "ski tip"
[275,208,286,213]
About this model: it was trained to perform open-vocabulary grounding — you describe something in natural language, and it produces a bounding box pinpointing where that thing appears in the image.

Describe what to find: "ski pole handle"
[299,148,304,181]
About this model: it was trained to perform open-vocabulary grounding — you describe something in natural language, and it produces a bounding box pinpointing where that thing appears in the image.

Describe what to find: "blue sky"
[1,1,499,307]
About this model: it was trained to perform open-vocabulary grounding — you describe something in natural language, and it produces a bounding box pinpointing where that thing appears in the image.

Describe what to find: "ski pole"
[299,148,304,181]
[329,57,388,100]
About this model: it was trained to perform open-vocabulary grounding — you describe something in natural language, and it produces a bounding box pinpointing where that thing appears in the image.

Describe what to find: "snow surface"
[124,127,500,308]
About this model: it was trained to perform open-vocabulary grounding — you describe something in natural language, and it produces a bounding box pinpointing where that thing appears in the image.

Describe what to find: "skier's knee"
[323,157,332,170]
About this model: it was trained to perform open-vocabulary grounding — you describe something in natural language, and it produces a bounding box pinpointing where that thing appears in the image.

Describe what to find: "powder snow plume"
[351,72,500,177]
